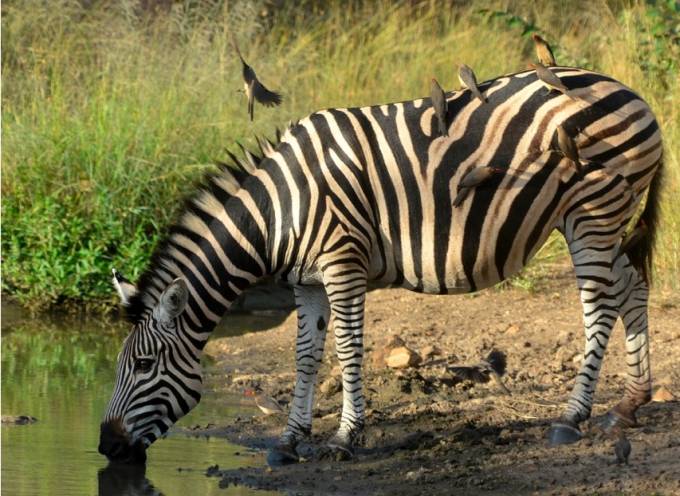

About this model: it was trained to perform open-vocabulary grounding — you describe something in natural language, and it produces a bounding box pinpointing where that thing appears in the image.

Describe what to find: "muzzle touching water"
[98,419,147,464]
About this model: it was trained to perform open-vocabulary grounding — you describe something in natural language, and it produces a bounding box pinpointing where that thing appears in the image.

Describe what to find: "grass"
[2,0,678,310]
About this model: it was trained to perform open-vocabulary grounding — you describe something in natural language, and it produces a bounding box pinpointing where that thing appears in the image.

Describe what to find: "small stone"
[319,375,342,397]
[205,464,220,477]
[1,415,37,425]
[385,346,422,369]
[652,386,675,402]
[505,324,520,335]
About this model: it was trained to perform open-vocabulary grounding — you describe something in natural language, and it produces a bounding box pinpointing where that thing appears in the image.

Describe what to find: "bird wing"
[459,167,495,190]
[484,350,507,377]
[247,80,255,121]
[448,365,491,383]
[252,78,283,107]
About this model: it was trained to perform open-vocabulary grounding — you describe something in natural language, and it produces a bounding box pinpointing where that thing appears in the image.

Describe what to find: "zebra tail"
[629,156,663,285]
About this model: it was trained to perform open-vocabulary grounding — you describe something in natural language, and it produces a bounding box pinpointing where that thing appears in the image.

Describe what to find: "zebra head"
[98,270,203,464]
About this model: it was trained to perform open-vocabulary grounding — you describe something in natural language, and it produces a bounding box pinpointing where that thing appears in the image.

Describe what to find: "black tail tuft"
[629,158,663,285]
[486,350,507,377]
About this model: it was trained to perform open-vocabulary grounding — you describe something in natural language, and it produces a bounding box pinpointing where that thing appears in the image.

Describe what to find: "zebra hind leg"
[270,285,330,465]
[323,264,368,459]
[549,243,624,445]
[599,255,652,432]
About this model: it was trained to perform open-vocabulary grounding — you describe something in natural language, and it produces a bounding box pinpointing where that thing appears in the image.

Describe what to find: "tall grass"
[2,0,678,310]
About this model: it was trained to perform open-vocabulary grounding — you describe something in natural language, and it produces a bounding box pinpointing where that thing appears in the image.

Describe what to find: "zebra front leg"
[600,257,652,432]
[549,246,622,445]
[272,285,330,464]
[323,266,368,459]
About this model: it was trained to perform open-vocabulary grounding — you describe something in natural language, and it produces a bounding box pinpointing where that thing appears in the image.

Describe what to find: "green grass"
[2,0,678,310]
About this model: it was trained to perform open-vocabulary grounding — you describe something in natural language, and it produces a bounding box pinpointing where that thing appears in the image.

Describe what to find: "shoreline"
[178,272,680,495]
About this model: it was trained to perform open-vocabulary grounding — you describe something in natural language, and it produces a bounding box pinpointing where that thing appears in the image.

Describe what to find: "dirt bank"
[190,265,680,495]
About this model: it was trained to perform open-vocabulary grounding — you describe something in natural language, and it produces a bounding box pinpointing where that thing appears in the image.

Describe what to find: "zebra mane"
[123,126,292,323]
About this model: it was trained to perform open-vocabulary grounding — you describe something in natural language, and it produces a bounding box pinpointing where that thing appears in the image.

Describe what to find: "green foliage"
[2,0,679,310]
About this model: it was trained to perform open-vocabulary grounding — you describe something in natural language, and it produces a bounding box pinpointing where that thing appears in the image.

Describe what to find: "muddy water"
[1,308,287,496]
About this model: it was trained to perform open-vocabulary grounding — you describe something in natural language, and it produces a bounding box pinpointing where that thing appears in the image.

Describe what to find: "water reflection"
[98,464,162,496]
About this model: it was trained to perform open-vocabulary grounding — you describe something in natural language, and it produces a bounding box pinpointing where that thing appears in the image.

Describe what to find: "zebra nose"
[98,419,147,464]
[98,419,129,460]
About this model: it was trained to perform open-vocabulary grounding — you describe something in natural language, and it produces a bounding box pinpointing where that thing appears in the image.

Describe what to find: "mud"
[189,266,680,495]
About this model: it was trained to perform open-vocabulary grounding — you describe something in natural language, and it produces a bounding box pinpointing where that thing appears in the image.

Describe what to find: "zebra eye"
[134,358,154,373]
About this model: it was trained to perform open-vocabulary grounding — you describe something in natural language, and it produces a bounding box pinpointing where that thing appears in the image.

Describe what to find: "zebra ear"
[112,269,137,306]
[154,278,189,324]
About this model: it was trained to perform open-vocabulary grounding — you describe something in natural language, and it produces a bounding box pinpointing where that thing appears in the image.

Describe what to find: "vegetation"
[2,0,678,310]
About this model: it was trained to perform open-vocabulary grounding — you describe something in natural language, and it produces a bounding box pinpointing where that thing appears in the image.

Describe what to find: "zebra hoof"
[598,410,638,433]
[325,435,355,461]
[267,443,299,466]
[548,421,582,446]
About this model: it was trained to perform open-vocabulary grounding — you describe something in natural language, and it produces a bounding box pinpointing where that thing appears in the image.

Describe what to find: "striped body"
[100,67,662,461]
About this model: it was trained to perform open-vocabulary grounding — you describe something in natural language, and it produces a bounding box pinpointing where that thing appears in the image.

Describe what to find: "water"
[1,307,287,496]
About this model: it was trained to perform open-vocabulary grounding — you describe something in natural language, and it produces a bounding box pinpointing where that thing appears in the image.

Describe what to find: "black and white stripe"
[101,67,662,458]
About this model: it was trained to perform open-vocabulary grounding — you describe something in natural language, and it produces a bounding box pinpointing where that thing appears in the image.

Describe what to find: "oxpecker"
[231,35,282,121]
[458,64,487,103]
[529,62,574,99]
[430,78,449,137]
[453,166,504,207]
[532,34,556,66]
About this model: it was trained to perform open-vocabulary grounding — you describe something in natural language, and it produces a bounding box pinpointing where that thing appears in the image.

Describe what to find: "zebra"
[98,67,663,464]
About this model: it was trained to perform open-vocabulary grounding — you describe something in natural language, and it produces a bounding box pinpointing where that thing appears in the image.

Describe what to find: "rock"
[205,464,220,477]
[421,345,441,360]
[1,415,37,425]
[652,386,675,402]
[319,376,342,397]
[385,346,422,369]
[505,324,521,335]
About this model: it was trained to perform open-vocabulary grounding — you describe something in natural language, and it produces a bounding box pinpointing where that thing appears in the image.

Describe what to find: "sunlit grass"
[2,0,678,309]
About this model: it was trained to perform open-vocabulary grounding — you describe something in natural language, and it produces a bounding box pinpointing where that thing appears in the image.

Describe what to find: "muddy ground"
[190,265,680,495]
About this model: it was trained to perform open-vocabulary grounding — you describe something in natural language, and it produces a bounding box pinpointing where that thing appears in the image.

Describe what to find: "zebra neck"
[130,192,271,340]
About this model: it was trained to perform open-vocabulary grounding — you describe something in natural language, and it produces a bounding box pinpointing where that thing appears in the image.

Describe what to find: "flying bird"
[231,35,282,121]
[430,78,449,137]
[448,350,511,393]
[531,34,556,66]
[458,64,487,103]
[528,62,574,99]
[556,125,583,175]
[615,432,631,465]
[453,166,504,207]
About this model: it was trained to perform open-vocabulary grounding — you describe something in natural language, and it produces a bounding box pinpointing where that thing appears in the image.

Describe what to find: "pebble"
[386,346,422,369]
[652,386,675,402]
[1,415,37,425]
[319,375,342,397]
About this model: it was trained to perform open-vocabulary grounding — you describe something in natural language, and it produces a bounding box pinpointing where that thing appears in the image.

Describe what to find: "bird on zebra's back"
[531,33,556,66]
[556,125,583,176]
[458,64,488,103]
[528,62,575,99]
[448,350,511,394]
[231,34,282,121]
[430,78,449,137]
[452,166,505,207]
[245,387,285,415]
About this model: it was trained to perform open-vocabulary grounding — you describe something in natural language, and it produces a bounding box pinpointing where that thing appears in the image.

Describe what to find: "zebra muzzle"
[98,419,147,464]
